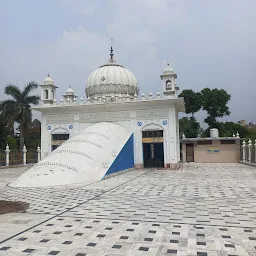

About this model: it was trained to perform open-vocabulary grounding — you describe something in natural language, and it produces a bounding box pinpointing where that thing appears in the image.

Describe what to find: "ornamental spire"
[110,38,114,59]
[108,38,116,64]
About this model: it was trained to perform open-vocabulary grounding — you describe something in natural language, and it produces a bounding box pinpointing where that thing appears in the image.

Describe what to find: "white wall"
[40,100,181,166]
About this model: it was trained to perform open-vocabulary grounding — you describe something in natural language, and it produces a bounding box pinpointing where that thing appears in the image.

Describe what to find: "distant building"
[238,120,256,130]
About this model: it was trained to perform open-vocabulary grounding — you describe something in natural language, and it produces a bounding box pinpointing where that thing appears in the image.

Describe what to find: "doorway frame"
[141,123,166,168]
[185,143,195,162]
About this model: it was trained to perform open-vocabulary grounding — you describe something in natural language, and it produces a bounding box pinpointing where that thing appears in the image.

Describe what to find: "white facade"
[38,97,184,169]
[36,50,185,169]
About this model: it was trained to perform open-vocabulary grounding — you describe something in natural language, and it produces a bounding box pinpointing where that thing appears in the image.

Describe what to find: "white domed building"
[10,47,185,187]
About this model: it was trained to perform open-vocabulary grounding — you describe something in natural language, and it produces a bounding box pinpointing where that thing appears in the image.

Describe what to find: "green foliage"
[179,117,201,138]
[6,136,18,150]
[201,88,231,128]
[25,119,41,149]
[0,119,8,149]
[179,89,202,117]
[201,122,256,141]
[0,82,40,149]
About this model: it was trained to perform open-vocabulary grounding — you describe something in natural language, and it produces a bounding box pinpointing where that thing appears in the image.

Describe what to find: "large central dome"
[86,47,139,101]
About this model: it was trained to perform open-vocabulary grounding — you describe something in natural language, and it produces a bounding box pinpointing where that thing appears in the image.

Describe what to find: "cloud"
[0,0,255,124]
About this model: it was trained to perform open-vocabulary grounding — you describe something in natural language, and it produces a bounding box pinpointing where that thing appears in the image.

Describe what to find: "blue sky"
[1,0,255,124]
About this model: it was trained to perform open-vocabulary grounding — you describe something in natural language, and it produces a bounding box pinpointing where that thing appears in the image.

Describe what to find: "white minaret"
[39,74,58,104]
[160,62,179,98]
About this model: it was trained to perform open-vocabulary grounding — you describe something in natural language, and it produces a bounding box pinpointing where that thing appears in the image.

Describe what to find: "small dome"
[44,74,54,85]
[163,64,175,75]
[85,48,139,100]
[66,86,74,95]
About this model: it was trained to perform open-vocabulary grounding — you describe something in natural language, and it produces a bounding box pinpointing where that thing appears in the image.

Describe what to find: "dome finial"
[110,38,114,59]
[48,73,50,77]
[167,57,169,66]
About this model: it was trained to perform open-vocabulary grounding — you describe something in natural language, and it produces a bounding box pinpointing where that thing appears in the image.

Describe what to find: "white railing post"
[22,145,27,165]
[37,145,41,162]
[5,145,10,167]
[248,139,252,163]
[254,139,256,163]
[242,140,247,162]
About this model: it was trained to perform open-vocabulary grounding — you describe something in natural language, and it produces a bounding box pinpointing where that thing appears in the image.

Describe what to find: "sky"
[0,0,255,125]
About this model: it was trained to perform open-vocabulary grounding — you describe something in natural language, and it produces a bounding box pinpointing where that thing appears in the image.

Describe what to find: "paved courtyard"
[0,163,256,255]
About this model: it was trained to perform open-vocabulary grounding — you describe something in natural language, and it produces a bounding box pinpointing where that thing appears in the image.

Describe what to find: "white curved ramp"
[10,122,134,187]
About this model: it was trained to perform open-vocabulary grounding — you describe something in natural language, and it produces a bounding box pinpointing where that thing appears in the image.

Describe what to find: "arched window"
[166,80,172,90]
[44,89,49,99]
[52,90,54,99]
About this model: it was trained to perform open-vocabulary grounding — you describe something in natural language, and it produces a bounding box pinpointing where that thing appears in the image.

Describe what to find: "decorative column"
[37,145,41,162]
[5,145,10,167]
[248,139,252,163]
[242,140,247,162]
[22,145,27,165]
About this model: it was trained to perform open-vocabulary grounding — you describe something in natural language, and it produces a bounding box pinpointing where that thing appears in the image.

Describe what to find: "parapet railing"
[0,145,41,167]
[241,139,256,163]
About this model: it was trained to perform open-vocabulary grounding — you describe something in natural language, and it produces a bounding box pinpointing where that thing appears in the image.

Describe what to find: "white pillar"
[37,145,41,162]
[5,145,10,167]
[22,145,27,165]
[248,139,252,163]
[254,139,256,163]
[242,140,247,162]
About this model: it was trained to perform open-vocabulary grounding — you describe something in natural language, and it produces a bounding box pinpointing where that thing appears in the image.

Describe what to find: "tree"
[179,89,202,118]
[201,88,231,128]
[179,117,202,138]
[6,136,18,150]
[25,119,41,149]
[0,82,40,149]
[0,119,9,149]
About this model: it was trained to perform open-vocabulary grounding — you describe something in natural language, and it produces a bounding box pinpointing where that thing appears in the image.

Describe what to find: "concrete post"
[37,145,41,162]
[248,139,252,163]
[22,145,27,165]
[242,140,247,162]
[5,144,10,167]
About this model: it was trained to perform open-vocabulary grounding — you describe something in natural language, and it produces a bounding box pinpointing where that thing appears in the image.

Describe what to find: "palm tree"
[0,82,40,149]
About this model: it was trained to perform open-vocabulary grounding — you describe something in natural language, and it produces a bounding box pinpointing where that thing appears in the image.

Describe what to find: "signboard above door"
[142,137,164,143]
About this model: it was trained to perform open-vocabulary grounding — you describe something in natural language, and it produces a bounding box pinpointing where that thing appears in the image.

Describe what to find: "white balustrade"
[37,145,41,162]
[242,140,247,162]
[5,145,10,167]
[255,139,256,163]
[22,145,27,165]
[248,139,252,163]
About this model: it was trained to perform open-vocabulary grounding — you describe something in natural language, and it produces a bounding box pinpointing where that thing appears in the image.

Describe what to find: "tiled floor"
[0,163,256,255]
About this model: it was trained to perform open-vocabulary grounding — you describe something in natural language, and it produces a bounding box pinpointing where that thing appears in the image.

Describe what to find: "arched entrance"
[142,130,164,168]
[51,128,70,151]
